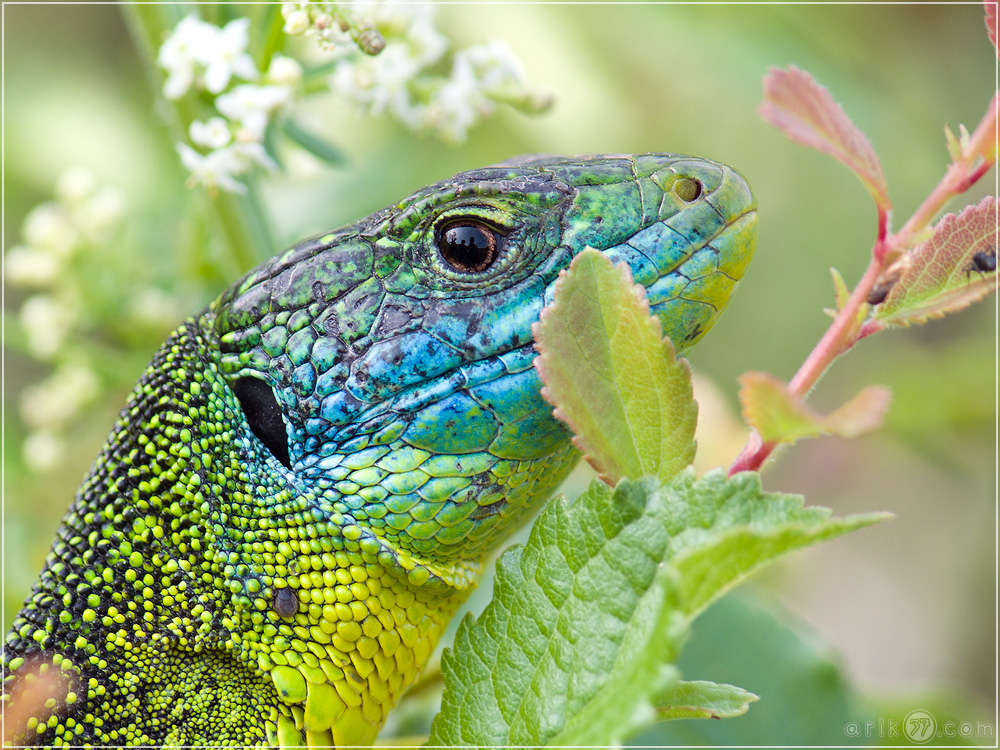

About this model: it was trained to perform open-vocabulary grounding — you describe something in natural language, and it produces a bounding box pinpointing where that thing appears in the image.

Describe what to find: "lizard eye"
[437,221,500,273]
[231,376,291,469]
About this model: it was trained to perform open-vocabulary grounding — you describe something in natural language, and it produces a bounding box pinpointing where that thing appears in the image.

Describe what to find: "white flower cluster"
[418,40,546,143]
[281,1,386,54]
[8,168,125,360]
[7,169,128,471]
[285,1,550,143]
[158,15,303,193]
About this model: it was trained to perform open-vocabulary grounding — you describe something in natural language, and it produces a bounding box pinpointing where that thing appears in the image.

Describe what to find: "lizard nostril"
[673,178,703,202]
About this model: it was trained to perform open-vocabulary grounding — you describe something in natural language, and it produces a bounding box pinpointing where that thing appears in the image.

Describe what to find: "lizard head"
[211,154,757,579]
[1,153,756,749]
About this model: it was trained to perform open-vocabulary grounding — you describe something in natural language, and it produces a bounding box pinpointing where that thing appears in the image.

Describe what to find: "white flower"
[80,187,126,238]
[461,41,526,94]
[266,55,303,88]
[130,287,182,328]
[200,17,258,94]
[421,77,482,143]
[5,245,61,286]
[158,15,213,99]
[19,294,77,360]
[402,6,447,67]
[283,8,310,36]
[216,84,291,140]
[177,139,276,194]
[158,15,257,98]
[23,203,78,257]
[55,167,97,204]
[23,430,64,473]
[177,142,247,193]
[332,44,421,122]
[190,117,232,149]
[20,364,99,430]
[229,141,279,173]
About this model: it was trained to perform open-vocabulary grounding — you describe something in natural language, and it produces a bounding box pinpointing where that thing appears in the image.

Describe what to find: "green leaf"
[532,248,697,486]
[740,372,891,444]
[830,266,851,312]
[427,470,885,747]
[944,124,964,164]
[654,680,758,721]
[282,119,347,165]
[875,197,998,326]
[629,591,873,746]
[249,3,284,70]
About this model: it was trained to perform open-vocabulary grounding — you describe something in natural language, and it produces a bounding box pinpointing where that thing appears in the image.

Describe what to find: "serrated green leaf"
[875,197,998,326]
[282,119,347,165]
[654,680,758,720]
[533,248,697,486]
[427,470,885,747]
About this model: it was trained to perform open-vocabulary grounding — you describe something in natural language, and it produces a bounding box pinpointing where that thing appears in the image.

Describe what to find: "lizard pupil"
[438,222,499,273]
[230,376,291,469]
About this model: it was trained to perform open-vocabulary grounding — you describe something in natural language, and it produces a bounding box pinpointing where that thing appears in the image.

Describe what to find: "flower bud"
[283,9,310,35]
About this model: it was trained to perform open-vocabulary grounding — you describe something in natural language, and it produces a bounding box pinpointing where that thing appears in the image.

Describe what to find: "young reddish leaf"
[739,373,817,443]
[740,372,891,444]
[533,248,697,486]
[875,196,998,326]
[760,66,890,213]
[986,0,998,57]
[822,386,893,439]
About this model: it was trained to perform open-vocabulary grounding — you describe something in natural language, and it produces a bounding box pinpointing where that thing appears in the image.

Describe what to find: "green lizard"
[3,153,757,747]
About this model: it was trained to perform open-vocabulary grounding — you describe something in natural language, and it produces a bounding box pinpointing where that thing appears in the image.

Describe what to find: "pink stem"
[728,254,882,476]
[728,91,997,476]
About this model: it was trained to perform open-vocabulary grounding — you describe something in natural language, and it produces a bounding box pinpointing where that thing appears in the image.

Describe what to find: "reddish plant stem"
[729,430,775,475]
[786,255,884,397]
[729,95,997,476]
[888,159,993,260]
[728,252,882,475]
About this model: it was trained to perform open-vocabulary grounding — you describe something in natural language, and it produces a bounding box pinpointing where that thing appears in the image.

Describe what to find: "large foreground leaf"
[628,591,871,746]
[427,471,885,747]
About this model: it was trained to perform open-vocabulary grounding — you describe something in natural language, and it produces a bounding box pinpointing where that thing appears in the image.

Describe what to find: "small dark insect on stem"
[866,281,894,306]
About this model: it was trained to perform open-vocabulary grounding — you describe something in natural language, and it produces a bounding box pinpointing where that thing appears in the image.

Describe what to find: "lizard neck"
[5,316,486,746]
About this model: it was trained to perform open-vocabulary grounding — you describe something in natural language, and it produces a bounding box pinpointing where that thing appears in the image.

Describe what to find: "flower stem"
[120,3,275,275]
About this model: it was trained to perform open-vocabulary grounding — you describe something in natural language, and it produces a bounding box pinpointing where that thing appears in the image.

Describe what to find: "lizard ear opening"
[231,376,292,469]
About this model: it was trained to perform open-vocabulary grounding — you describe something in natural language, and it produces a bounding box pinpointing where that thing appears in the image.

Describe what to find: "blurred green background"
[4,2,996,744]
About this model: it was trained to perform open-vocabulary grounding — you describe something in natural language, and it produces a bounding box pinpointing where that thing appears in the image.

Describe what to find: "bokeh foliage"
[4,3,995,739]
